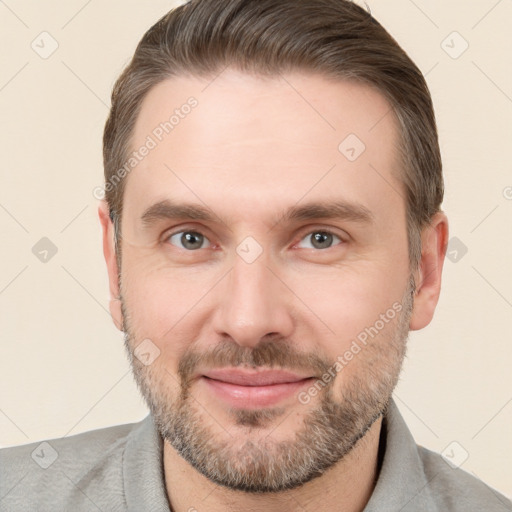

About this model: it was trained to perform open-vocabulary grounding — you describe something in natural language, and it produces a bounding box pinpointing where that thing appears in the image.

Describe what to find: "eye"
[296,230,344,250]
[166,230,211,251]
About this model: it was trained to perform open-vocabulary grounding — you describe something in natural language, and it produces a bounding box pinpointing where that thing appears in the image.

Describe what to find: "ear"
[409,211,449,331]
[98,201,124,331]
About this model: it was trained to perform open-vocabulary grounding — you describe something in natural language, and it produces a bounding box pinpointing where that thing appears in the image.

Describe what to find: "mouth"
[200,368,316,408]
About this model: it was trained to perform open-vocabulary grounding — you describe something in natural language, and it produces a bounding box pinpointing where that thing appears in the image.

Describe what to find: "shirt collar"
[363,398,438,511]
[123,413,172,511]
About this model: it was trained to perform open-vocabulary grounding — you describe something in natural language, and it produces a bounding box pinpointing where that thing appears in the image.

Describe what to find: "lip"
[200,368,315,408]
[203,368,312,386]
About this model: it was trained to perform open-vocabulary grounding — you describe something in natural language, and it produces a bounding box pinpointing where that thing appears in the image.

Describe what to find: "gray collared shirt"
[1,398,510,511]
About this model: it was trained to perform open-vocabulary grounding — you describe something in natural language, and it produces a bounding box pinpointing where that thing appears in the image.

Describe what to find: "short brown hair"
[103,0,443,271]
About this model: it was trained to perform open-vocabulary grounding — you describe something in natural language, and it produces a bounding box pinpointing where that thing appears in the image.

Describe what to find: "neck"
[163,415,383,512]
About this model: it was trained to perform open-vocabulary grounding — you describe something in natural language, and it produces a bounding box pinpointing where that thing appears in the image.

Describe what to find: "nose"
[211,251,294,348]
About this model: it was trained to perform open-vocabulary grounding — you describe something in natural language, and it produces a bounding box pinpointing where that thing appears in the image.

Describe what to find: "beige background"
[1,0,511,500]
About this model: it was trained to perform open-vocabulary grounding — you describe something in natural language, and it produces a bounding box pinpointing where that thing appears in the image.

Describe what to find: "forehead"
[124,69,404,227]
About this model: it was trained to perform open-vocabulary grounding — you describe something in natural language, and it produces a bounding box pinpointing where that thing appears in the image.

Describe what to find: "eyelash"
[162,227,346,251]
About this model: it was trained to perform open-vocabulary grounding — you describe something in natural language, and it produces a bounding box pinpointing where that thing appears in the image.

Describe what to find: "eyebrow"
[140,199,374,228]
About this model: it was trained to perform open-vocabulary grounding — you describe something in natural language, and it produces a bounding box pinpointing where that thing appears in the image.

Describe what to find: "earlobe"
[98,201,124,331]
[109,297,124,332]
[409,212,449,331]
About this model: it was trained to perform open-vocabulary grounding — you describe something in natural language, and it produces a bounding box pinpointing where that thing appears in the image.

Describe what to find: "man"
[1,0,510,510]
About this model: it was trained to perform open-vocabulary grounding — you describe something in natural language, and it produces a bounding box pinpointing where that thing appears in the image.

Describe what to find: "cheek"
[122,281,188,377]
[304,271,403,320]
[121,263,216,360]
[298,267,403,340]
[123,272,188,331]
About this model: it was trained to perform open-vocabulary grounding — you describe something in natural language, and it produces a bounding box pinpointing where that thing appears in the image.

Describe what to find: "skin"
[98,69,448,512]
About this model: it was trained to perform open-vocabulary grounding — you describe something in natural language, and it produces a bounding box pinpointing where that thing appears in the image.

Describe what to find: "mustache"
[178,336,332,389]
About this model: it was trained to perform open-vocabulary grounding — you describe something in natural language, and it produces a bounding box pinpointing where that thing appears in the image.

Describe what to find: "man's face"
[115,69,414,491]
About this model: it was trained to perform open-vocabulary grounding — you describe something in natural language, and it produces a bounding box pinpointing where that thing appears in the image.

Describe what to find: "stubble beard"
[121,280,414,493]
